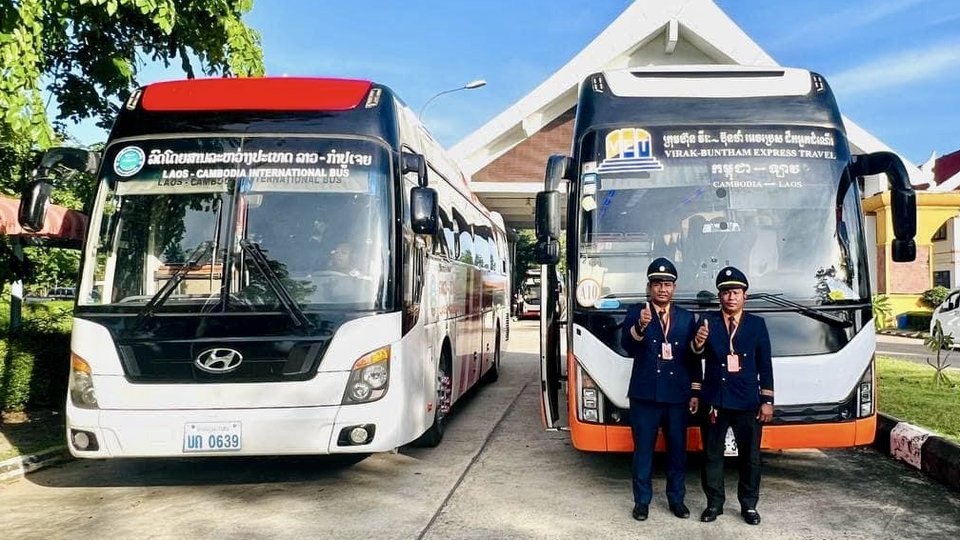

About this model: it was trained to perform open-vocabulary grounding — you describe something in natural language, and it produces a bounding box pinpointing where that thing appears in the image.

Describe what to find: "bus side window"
[453,208,470,264]
[438,206,455,259]
[459,226,474,265]
[473,227,489,270]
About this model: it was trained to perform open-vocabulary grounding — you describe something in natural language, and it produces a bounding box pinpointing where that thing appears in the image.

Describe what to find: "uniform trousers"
[629,399,688,506]
[700,407,762,510]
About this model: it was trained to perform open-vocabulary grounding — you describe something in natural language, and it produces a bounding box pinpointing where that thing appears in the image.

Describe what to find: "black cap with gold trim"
[716,266,749,291]
[646,257,678,282]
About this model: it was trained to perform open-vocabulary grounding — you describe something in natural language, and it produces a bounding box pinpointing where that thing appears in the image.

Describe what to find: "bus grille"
[117,339,329,383]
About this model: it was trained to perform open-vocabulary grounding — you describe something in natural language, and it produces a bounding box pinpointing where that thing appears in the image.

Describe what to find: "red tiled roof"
[0,197,87,245]
[935,149,960,182]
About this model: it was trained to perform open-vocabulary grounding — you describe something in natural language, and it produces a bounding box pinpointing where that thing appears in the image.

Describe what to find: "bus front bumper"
[66,402,404,458]
[569,413,878,452]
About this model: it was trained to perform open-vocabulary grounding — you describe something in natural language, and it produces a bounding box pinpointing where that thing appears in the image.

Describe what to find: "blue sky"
[74,0,960,165]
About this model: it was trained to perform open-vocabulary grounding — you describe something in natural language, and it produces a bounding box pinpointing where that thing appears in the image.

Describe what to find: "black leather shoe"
[669,502,690,519]
[741,508,761,525]
[632,504,649,521]
[700,507,723,522]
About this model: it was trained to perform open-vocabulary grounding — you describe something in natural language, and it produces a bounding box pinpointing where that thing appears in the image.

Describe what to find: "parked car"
[930,289,960,346]
[48,287,76,299]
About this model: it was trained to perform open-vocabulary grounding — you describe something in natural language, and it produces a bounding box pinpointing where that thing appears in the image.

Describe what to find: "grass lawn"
[0,298,75,333]
[877,356,960,444]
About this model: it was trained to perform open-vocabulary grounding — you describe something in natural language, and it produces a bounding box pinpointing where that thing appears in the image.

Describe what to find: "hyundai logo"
[195,348,243,373]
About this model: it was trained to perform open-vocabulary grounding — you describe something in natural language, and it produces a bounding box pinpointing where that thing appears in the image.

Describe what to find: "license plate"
[724,427,738,457]
[183,422,242,452]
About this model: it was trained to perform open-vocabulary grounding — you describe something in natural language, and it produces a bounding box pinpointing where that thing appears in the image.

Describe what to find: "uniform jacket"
[621,303,702,405]
[699,311,774,411]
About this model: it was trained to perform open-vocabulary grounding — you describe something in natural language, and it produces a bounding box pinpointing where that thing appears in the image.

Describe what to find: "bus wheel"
[412,350,451,448]
[482,326,501,384]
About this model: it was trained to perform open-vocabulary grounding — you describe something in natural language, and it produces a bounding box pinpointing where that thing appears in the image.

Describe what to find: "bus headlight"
[341,345,390,405]
[577,362,603,423]
[69,353,99,409]
[857,358,874,418]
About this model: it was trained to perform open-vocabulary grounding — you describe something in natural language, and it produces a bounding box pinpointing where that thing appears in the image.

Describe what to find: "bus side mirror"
[535,238,560,265]
[19,179,53,232]
[534,191,560,265]
[851,152,916,262]
[544,154,571,192]
[411,186,438,235]
[38,147,100,177]
[19,146,100,231]
[401,152,428,187]
[536,191,559,241]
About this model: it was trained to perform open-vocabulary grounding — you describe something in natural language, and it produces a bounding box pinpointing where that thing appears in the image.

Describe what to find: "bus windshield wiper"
[748,292,852,328]
[132,241,212,330]
[239,239,313,330]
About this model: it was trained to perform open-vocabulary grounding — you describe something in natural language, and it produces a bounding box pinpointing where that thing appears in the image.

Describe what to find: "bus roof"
[140,77,374,112]
[575,65,844,135]
[600,65,816,99]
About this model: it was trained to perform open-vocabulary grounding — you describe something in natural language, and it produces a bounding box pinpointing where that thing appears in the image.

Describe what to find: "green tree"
[1,0,264,147]
[921,286,951,309]
[1,0,264,285]
[872,294,892,330]
[512,229,535,292]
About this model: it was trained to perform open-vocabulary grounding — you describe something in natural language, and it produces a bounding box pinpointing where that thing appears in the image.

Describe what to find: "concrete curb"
[875,413,960,492]
[0,446,71,483]
[877,329,929,339]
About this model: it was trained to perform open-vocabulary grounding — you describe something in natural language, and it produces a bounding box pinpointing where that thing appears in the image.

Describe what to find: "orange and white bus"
[533,66,917,452]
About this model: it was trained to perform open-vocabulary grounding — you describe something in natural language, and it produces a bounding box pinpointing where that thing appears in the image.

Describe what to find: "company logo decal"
[195,348,243,373]
[114,146,146,177]
[599,128,663,174]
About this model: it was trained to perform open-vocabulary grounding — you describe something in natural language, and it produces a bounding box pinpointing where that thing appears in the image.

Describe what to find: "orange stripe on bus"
[570,417,877,452]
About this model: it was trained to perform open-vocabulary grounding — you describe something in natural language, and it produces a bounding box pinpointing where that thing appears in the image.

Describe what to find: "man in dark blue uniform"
[621,257,704,521]
[696,266,775,526]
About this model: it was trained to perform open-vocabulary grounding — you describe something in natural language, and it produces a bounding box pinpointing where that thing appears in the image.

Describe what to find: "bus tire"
[412,349,451,448]
[481,326,501,384]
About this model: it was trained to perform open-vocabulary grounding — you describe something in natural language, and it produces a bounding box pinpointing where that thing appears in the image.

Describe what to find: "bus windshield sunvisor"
[79,136,393,312]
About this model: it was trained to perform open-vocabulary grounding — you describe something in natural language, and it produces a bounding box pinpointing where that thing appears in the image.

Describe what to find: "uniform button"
[722,377,726,381]
[669,371,674,375]
[657,369,661,373]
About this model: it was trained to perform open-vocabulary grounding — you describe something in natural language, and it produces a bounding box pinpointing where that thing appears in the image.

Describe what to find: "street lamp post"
[418,79,487,122]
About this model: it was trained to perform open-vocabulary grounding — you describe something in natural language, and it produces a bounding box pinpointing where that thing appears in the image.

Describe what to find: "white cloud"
[771,0,929,49]
[829,41,960,96]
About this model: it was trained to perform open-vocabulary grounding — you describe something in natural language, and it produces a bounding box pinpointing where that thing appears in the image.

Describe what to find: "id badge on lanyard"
[727,319,741,373]
[660,312,673,360]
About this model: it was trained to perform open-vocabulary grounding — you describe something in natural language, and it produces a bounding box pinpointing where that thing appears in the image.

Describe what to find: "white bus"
[19,77,510,457]
[534,66,916,452]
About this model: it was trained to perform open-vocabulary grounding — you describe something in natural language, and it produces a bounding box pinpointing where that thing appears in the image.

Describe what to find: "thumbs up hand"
[639,301,653,328]
[694,318,709,349]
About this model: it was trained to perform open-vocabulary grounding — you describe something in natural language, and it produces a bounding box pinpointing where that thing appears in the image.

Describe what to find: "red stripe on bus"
[142,78,372,112]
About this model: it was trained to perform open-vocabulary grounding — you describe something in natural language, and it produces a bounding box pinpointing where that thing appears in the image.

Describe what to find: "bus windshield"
[576,125,869,305]
[79,136,393,312]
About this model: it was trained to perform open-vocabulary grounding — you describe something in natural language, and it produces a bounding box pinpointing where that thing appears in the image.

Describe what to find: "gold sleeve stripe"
[760,389,775,396]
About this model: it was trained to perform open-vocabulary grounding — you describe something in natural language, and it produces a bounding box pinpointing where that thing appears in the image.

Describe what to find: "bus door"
[539,262,562,429]
[534,155,570,430]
